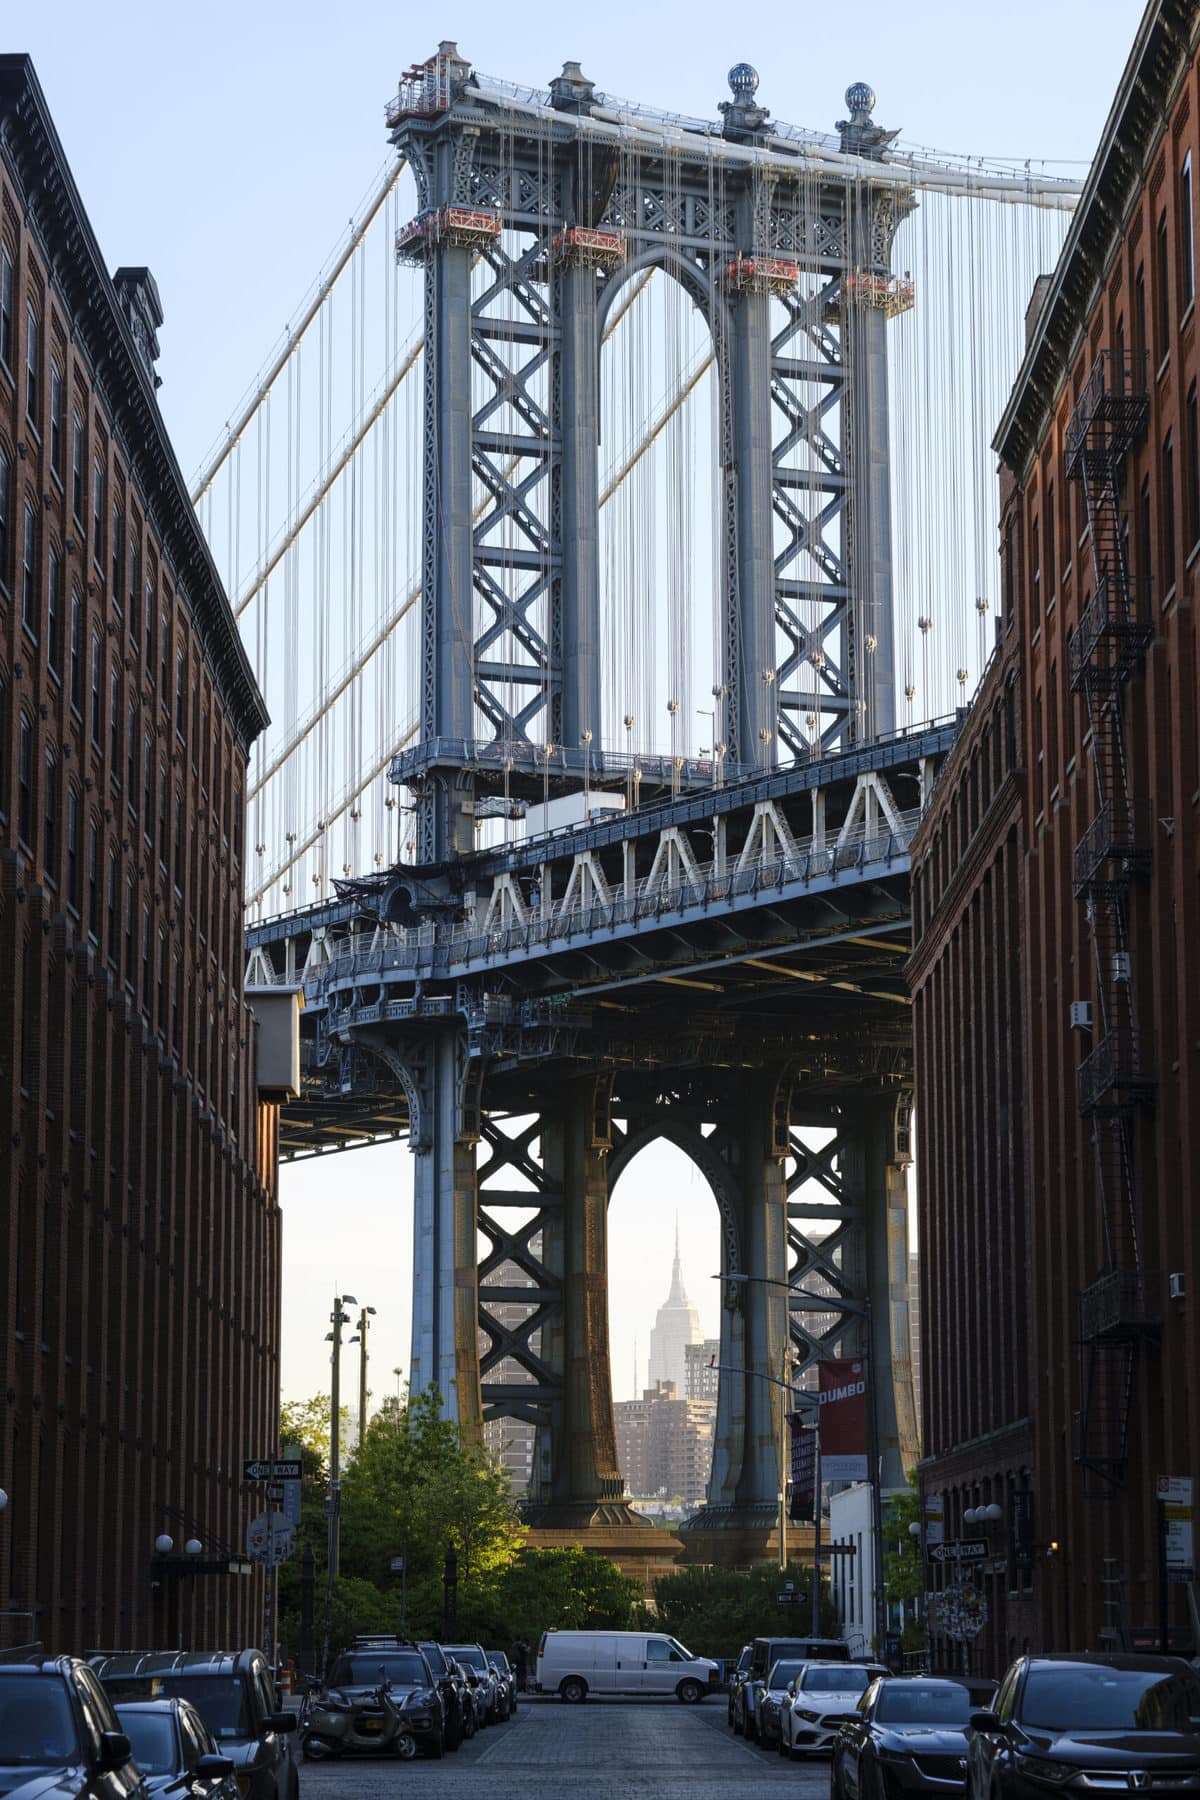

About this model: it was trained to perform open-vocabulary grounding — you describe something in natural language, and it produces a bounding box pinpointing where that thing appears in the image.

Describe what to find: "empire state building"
[646,1220,703,1396]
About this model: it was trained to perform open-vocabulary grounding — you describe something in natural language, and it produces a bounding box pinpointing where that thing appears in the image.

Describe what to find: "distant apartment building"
[684,1339,721,1401]
[615,1382,715,1509]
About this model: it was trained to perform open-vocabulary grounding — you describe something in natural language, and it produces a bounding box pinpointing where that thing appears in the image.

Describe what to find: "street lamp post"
[717,1271,887,1655]
[322,1292,356,1676]
[348,1305,377,1447]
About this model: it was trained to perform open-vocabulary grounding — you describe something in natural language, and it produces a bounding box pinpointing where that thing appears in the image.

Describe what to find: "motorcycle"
[299,1677,419,1761]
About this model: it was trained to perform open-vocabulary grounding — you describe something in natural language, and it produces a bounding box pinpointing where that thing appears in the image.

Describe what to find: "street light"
[185,1538,203,1557]
[322,1291,357,1677]
[348,1305,377,1445]
[155,1534,174,1555]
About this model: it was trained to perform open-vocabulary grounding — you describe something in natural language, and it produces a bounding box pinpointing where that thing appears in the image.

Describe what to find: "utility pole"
[350,1305,377,1445]
[321,1291,355,1676]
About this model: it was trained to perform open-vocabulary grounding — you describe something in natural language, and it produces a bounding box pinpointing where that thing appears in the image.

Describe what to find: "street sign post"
[246,1511,296,1568]
[928,1539,987,1565]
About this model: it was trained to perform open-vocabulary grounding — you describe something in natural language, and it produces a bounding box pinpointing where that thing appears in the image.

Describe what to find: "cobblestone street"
[295,1698,832,1795]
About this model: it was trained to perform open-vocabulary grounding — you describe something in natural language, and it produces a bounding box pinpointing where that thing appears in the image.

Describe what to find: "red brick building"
[0,56,280,1652]
[911,0,1200,1664]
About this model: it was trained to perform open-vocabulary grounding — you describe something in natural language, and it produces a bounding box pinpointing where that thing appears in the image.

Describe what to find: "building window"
[1182,152,1195,313]
[86,818,99,937]
[141,902,151,1010]
[129,541,140,648]
[1163,431,1177,590]
[71,414,84,527]
[92,456,104,567]
[0,245,13,368]
[21,499,36,634]
[126,701,138,799]
[1188,382,1200,553]
[109,666,120,771]
[124,871,135,980]
[1031,514,1041,609]
[49,362,64,478]
[0,667,6,819]
[175,650,187,738]
[110,501,122,599]
[46,548,62,677]
[106,849,118,962]
[145,580,155,670]
[90,629,103,749]
[25,305,39,426]
[172,954,182,1052]
[1139,475,1152,590]
[66,787,80,911]
[1044,483,1056,598]
[69,591,83,711]
[43,750,57,876]
[160,612,170,697]
[0,443,10,589]
[157,761,167,860]
[17,712,33,846]
[157,931,167,1034]
[1158,208,1171,361]
[173,790,184,891]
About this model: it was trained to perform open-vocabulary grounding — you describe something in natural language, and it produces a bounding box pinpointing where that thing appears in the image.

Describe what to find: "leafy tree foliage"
[882,1471,924,1608]
[650,1561,838,1663]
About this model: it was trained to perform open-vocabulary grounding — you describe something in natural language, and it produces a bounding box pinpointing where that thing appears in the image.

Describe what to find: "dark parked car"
[969,1654,1200,1800]
[443,1645,500,1724]
[90,1649,297,1800]
[416,1642,475,1749]
[324,1645,444,1757]
[114,1698,237,1796]
[833,1675,994,1797]
[729,1645,753,1730]
[735,1636,851,1741]
[488,1652,517,1719]
[0,1654,149,1798]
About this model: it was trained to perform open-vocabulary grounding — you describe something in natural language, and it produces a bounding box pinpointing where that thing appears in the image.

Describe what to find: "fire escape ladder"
[1065,350,1157,1496]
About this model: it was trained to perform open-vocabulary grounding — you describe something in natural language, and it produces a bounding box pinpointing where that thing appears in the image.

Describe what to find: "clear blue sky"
[22,0,1144,1405]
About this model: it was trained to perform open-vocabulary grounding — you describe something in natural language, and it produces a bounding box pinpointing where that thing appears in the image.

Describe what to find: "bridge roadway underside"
[249,735,940,1558]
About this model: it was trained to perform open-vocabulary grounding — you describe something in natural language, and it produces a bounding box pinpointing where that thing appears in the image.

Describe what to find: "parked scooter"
[300,1678,418,1761]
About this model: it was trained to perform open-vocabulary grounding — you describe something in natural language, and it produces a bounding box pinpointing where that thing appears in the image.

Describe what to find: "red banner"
[818,1357,869,1482]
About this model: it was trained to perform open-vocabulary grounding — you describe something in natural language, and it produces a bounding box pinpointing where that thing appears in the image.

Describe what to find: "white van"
[536,1629,720,1703]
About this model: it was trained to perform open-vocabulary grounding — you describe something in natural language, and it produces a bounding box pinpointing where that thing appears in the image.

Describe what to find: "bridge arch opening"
[607,1131,722,1512]
[597,265,722,764]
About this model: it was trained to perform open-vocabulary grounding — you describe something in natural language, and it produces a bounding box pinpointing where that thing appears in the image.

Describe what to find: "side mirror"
[970,1711,1002,1733]
[98,1730,132,1772]
[265,1711,298,1734]
[195,1753,236,1781]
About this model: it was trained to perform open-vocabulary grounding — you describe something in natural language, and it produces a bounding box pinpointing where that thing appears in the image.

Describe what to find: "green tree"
[650,1562,838,1663]
[882,1472,924,1609]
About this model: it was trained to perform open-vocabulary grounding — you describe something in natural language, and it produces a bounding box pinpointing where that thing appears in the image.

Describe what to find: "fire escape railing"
[1065,348,1156,1503]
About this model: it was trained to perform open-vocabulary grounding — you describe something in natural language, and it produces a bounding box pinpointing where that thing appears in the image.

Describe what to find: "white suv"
[779,1660,888,1759]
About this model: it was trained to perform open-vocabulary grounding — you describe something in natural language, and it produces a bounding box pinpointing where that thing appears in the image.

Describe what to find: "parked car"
[735,1636,851,1741]
[776,1659,889,1757]
[322,1643,444,1757]
[443,1644,502,1723]
[832,1675,994,1796]
[728,1645,753,1730]
[449,1661,484,1738]
[968,1654,1200,1800]
[0,1653,149,1798]
[115,1698,237,1796]
[488,1652,517,1718]
[90,1649,298,1800]
[417,1641,474,1749]
[536,1629,720,1703]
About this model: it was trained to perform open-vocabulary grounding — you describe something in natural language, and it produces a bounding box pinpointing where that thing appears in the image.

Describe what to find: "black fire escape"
[1064,349,1158,1499]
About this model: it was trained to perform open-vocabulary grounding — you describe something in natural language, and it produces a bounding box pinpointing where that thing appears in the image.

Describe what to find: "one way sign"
[244,1457,303,1482]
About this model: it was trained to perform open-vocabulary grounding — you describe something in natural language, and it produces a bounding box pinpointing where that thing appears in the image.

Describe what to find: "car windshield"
[1022,1667,1200,1733]
[102,1675,250,1741]
[0,1677,80,1767]
[490,1655,510,1672]
[419,1645,449,1674]
[118,1710,179,1775]
[448,1648,488,1674]
[876,1683,975,1724]
[803,1667,873,1695]
[768,1662,805,1689]
[339,1655,427,1687]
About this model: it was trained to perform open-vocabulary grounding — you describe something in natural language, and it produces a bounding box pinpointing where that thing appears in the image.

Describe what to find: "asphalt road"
[295,1697,834,1796]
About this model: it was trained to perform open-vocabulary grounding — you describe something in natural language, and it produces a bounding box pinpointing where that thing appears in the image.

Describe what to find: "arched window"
[17,711,33,845]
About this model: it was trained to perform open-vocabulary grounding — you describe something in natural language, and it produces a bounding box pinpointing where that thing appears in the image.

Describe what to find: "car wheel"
[300,1734,339,1761]
[778,1729,791,1757]
[831,1756,843,1800]
[677,1679,704,1705]
[446,1724,462,1752]
[464,1709,477,1739]
[745,1710,758,1743]
[426,1727,445,1760]
[394,1732,418,1761]
[560,1676,588,1703]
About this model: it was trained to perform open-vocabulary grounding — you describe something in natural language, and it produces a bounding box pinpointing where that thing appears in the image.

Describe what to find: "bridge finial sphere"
[728,62,759,99]
[845,81,875,118]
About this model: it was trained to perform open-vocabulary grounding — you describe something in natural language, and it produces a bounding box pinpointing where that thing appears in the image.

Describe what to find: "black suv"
[0,1652,149,1797]
[969,1653,1200,1800]
[735,1636,850,1742]
[89,1649,297,1799]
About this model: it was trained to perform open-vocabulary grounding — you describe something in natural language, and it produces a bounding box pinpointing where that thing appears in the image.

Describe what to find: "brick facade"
[910,0,1200,1662]
[0,56,279,1653]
